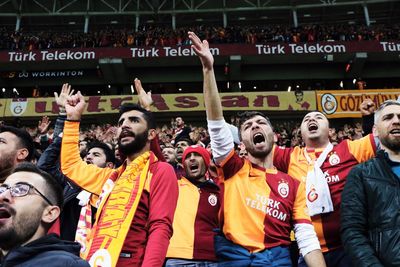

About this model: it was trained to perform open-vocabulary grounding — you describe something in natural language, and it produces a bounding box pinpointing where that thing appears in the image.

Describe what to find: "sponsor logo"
[321,93,337,115]
[208,194,218,206]
[278,180,289,198]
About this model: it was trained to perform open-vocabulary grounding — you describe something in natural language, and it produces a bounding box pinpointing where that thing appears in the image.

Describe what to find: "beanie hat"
[182,145,211,169]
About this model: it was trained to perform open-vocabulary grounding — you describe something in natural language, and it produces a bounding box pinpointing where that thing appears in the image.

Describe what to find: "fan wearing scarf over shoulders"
[60,88,178,267]
[273,105,378,267]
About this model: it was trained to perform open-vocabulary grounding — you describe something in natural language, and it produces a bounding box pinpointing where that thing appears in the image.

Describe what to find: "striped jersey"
[273,134,376,252]
[218,150,312,253]
[167,177,220,261]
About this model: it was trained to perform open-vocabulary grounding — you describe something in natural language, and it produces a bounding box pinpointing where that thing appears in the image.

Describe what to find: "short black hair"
[12,162,64,209]
[0,125,35,162]
[87,142,115,164]
[119,103,156,129]
[237,111,273,132]
[174,135,193,147]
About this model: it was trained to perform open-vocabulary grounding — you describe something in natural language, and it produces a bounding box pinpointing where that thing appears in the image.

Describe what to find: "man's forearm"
[203,69,223,121]
[303,249,326,267]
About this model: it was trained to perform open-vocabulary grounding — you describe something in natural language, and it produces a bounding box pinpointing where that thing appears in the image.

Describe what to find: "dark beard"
[380,135,400,153]
[247,145,273,159]
[0,152,16,183]
[0,205,41,251]
[118,130,149,157]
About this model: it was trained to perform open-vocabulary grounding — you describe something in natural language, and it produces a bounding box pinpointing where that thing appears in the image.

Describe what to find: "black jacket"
[1,234,89,267]
[37,116,82,241]
[341,150,400,267]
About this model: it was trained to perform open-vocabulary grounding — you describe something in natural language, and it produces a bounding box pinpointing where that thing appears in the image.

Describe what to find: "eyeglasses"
[0,182,53,206]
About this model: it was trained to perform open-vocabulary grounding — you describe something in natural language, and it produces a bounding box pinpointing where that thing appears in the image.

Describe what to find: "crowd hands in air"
[1,23,400,51]
[0,31,399,267]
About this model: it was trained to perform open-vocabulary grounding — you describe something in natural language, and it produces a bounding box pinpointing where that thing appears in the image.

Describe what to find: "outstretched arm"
[189,32,233,165]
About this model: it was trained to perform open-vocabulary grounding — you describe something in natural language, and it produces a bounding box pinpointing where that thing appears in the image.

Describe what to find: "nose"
[0,189,11,203]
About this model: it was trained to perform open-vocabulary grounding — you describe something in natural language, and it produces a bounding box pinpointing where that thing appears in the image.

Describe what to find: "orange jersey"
[273,134,376,252]
[167,177,220,261]
[218,150,312,253]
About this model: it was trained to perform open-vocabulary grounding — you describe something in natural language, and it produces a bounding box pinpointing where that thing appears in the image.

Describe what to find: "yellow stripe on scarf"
[85,151,152,267]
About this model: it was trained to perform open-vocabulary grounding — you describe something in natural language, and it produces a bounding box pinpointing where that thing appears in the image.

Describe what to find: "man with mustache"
[341,100,400,266]
[189,31,325,267]
[0,125,35,183]
[166,145,220,266]
[60,81,178,267]
[0,163,89,267]
[273,102,377,266]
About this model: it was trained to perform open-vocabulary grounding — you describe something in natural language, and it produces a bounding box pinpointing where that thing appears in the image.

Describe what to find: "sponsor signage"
[317,89,400,118]
[0,41,399,62]
[3,70,85,79]
[2,91,315,117]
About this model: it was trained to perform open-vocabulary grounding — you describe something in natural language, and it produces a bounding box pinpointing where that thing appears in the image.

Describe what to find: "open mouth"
[253,133,265,145]
[119,130,135,139]
[189,164,199,172]
[0,208,11,223]
[308,123,318,132]
[389,129,400,134]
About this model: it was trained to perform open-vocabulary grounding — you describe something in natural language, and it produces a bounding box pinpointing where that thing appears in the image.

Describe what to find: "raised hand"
[65,91,86,121]
[132,78,153,111]
[188,31,214,71]
[54,83,75,109]
[360,98,375,116]
[38,116,51,134]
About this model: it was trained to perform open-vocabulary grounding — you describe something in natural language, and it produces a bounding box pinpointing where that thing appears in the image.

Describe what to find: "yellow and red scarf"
[83,151,154,267]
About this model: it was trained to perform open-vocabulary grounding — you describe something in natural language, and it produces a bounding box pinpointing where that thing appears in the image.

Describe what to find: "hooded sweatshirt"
[1,234,89,267]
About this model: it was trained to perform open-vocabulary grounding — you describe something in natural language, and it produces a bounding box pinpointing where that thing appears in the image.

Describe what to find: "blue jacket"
[0,234,89,267]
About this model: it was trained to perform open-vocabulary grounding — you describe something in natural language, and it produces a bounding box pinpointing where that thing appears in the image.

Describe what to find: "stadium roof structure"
[0,0,399,30]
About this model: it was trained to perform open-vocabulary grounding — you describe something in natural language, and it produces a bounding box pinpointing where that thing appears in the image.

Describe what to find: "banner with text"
[317,89,400,118]
[2,91,315,117]
[0,99,6,119]
[1,41,399,62]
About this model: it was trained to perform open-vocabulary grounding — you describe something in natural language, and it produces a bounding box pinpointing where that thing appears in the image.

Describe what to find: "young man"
[341,100,400,266]
[61,91,178,267]
[0,163,89,267]
[166,145,220,266]
[188,31,325,267]
[0,125,35,182]
[273,108,376,267]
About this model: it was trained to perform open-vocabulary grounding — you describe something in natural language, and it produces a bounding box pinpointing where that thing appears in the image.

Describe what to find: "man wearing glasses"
[0,162,89,267]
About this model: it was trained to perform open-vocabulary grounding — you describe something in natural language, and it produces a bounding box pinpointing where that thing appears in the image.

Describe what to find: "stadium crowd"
[1,23,399,51]
[1,31,400,267]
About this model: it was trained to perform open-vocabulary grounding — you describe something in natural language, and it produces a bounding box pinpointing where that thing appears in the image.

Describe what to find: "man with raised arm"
[60,81,178,267]
[188,31,325,267]
[273,100,377,266]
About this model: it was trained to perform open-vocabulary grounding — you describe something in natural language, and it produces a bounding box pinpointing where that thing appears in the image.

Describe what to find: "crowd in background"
[3,115,365,164]
[1,23,399,51]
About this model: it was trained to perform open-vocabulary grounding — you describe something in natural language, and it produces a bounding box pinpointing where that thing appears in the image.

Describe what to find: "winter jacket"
[0,234,89,267]
[341,149,400,267]
[37,115,82,241]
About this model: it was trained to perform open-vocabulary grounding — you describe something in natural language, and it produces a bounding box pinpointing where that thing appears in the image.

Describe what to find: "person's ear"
[372,125,378,137]
[42,206,61,224]
[16,148,29,162]
[106,162,115,169]
[148,129,156,141]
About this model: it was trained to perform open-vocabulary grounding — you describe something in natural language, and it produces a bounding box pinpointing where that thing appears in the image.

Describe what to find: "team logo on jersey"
[329,153,340,165]
[208,194,218,206]
[278,180,289,198]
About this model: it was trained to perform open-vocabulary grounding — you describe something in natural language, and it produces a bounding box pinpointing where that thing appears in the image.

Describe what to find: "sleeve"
[141,162,179,267]
[362,114,374,136]
[341,166,384,267]
[207,119,234,164]
[347,133,377,163]
[53,114,67,139]
[60,121,114,195]
[293,180,321,256]
[37,137,68,188]
[273,145,293,173]
[150,134,165,162]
